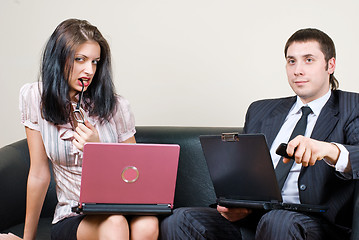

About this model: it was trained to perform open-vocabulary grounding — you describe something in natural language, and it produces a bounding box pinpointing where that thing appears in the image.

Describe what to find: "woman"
[19,19,158,240]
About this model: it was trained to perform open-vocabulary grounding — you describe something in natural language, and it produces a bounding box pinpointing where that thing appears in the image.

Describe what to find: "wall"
[1,0,359,147]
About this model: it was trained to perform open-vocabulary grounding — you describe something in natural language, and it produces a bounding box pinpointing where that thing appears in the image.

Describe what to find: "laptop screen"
[80,142,180,207]
[200,134,282,202]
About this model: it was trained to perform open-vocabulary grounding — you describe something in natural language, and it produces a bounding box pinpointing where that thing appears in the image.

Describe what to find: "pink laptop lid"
[79,142,180,207]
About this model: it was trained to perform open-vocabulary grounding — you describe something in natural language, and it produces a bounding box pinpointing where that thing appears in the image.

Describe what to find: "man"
[160,28,359,240]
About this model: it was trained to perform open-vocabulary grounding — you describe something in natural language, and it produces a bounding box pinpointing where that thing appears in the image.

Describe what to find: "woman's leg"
[51,215,86,240]
[130,216,159,240]
[77,214,130,240]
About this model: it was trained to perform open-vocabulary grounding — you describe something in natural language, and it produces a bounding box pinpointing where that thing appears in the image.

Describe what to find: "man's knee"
[161,208,199,231]
[255,210,323,240]
[160,207,242,240]
[160,207,218,240]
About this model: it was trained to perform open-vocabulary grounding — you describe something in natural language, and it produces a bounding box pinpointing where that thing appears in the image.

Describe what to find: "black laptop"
[199,133,328,213]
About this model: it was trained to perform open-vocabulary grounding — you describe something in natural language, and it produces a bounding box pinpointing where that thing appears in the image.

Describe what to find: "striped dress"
[19,82,136,224]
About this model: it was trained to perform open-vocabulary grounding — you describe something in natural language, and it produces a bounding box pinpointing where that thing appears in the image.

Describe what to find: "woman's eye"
[306,58,313,63]
[92,59,99,65]
[75,57,84,62]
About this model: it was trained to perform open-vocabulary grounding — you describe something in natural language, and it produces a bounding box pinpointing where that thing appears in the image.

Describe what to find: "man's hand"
[284,135,340,167]
[72,120,100,151]
[217,205,252,222]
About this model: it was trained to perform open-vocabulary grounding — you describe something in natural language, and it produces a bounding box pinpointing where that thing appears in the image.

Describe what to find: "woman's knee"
[78,214,129,240]
[101,215,130,239]
[130,216,159,240]
[105,215,129,227]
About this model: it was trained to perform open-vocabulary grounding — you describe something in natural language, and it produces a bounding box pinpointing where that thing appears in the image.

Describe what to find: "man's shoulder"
[249,96,295,110]
[333,90,359,109]
[334,89,359,99]
[332,90,359,114]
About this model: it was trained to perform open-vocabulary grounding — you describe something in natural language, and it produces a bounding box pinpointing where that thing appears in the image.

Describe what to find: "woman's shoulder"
[20,82,42,99]
[111,94,135,129]
[113,94,132,111]
[19,82,43,129]
[115,94,130,102]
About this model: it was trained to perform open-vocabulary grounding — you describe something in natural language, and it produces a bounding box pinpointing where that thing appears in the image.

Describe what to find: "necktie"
[275,106,312,190]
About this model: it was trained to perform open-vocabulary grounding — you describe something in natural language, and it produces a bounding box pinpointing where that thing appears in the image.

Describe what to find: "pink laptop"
[72,142,180,215]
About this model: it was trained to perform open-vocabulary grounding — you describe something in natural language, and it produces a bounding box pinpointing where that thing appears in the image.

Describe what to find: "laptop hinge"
[221,133,240,142]
[263,200,282,210]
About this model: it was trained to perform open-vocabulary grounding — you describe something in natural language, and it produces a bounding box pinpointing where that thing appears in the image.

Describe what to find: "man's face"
[285,41,335,104]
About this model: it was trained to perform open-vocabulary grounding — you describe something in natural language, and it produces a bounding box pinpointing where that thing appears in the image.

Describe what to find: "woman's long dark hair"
[40,19,116,124]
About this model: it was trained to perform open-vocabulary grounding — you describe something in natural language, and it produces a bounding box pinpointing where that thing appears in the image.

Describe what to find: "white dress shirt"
[269,90,350,204]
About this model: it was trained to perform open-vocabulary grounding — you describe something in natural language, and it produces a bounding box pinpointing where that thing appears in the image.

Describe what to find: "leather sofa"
[1,126,358,239]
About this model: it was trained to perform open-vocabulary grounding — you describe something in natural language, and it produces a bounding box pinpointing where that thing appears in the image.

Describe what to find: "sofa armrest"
[351,180,359,240]
[0,139,57,233]
[0,139,30,231]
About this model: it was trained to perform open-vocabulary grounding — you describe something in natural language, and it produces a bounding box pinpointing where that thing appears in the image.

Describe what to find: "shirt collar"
[289,90,331,117]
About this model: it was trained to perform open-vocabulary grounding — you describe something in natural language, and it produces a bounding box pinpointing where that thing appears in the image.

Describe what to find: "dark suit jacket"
[243,90,359,230]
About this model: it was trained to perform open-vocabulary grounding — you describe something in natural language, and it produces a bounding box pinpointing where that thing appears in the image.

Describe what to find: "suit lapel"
[310,92,339,141]
[300,92,339,177]
[261,97,296,147]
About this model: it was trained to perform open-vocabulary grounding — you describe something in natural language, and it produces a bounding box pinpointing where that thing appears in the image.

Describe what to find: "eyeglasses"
[73,79,85,124]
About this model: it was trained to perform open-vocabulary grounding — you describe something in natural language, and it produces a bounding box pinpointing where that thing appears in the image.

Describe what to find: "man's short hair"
[284,28,338,90]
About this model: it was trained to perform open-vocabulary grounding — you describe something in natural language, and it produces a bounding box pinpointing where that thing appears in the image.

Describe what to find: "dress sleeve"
[113,95,136,142]
[19,82,42,131]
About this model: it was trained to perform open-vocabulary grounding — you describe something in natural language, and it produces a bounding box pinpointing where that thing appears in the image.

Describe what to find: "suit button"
[300,184,307,191]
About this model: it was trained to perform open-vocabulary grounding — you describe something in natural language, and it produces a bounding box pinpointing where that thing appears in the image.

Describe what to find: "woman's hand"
[0,233,22,240]
[217,205,252,222]
[72,120,100,151]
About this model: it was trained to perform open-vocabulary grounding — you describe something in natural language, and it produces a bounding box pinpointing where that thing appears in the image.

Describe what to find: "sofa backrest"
[0,126,241,231]
[3,126,359,239]
[135,126,242,208]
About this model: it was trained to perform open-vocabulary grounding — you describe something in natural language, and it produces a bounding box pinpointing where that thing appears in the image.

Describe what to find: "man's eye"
[287,59,295,64]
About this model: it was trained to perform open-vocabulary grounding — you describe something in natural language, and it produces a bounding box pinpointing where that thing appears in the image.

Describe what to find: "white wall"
[1,0,359,148]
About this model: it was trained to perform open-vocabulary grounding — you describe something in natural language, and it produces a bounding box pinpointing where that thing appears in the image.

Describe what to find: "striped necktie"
[275,106,312,190]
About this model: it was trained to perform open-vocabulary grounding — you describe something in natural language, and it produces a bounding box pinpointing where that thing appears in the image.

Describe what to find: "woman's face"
[68,41,101,100]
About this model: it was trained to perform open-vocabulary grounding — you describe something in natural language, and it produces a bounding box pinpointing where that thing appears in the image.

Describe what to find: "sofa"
[1,126,359,239]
